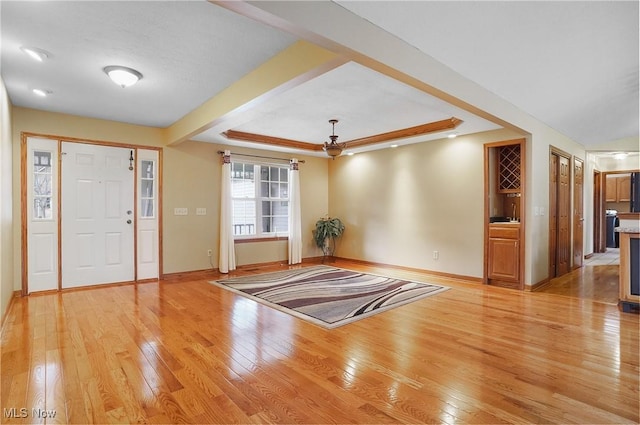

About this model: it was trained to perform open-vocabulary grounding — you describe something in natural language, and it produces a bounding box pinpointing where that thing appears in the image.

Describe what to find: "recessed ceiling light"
[347,152,355,156]
[390,144,398,148]
[103,65,143,88]
[447,133,457,139]
[32,89,51,97]
[20,46,49,62]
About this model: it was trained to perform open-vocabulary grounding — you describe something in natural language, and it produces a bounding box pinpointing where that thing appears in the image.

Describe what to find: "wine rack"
[498,144,521,193]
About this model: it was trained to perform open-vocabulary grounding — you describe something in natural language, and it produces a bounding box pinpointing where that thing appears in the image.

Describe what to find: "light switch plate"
[174,207,188,216]
[196,208,206,216]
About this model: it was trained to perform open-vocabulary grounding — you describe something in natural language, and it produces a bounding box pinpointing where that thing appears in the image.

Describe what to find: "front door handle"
[127,219,132,224]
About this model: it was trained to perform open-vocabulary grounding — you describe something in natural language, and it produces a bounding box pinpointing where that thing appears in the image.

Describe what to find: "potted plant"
[313,216,345,260]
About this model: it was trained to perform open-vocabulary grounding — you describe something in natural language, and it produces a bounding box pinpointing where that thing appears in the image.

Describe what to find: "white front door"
[61,142,135,288]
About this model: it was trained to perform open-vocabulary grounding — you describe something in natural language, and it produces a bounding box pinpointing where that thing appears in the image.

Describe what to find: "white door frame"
[22,135,162,294]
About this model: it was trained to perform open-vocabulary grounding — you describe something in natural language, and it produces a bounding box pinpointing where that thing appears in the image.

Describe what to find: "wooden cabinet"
[606,175,631,202]
[618,175,631,202]
[487,224,520,286]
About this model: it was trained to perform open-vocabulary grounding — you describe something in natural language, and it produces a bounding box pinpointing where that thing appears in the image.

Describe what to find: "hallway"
[537,249,620,304]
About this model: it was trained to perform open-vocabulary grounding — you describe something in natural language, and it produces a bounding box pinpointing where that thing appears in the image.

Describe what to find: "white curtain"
[288,159,302,264]
[219,150,236,273]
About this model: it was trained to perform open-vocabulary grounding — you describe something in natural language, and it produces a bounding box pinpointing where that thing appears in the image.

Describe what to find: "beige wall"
[162,141,328,273]
[1,79,14,320]
[10,107,329,287]
[329,128,523,279]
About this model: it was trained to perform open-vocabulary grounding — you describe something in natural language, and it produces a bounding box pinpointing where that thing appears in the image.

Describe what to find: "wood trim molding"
[223,117,463,152]
[223,130,324,151]
[334,256,482,284]
[234,236,288,244]
[345,117,462,149]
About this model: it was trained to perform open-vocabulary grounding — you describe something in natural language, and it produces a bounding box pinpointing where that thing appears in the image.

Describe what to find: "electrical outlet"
[433,250,439,260]
[207,249,212,257]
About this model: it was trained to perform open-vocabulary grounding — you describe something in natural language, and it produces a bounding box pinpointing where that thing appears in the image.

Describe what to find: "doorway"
[23,135,161,293]
[549,147,571,278]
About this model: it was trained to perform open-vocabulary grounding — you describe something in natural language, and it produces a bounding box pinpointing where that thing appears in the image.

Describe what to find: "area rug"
[212,265,449,329]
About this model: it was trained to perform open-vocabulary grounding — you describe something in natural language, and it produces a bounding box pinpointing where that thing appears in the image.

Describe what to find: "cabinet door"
[618,175,631,202]
[605,177,618,202]
[488,238,519,281]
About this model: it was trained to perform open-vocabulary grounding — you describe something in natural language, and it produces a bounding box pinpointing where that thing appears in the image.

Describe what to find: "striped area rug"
[213,265,449,328]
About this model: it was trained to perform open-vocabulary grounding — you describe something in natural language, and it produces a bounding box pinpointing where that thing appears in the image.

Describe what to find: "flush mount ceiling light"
[323,119,347,159]
[20,46,49,62]
[103,65,143,88]
[447,132,458,139]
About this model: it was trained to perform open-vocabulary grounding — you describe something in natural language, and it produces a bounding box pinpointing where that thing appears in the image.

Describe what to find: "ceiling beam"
[223,117,463,152]
[163,40,346,146]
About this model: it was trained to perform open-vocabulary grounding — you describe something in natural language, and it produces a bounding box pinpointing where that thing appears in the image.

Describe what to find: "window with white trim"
[231,162,289,237]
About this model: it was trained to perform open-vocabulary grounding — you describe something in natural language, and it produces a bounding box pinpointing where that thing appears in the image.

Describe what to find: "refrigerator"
[631,172,640,213]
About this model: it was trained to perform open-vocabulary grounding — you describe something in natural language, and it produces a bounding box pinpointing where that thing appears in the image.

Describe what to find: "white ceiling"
[1,1,638,155]
[336,0,639,147]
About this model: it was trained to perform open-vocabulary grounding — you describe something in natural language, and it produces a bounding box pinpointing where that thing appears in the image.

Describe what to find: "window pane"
[232,200,256,235]
[280,183,288,198]
[232,179,253,197]
[34,174,52,196]
[274,216,288,232]
[273,201,288,215]
[270,182,279,198]
[260,181,269,197]
[141,180,154,198]
[262,216,272,233]
[261,200,271,216]
[34,197,52,219]
[261,166,269,180]
[270,167,279,182]
[280,168,288,182]
[141,199,154,218]
[142,160,154,179]
[34,151,51,168]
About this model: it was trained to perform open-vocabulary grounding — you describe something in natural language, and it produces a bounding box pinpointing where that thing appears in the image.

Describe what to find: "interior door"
[573,158,584,268]
[550,149,571,278]
[61,142,134,288]
[557,154,571,275]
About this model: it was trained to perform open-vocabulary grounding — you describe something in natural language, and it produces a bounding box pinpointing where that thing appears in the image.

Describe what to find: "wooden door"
[61,142,135,288]
[573,158,584,268]
[550,149,571,278]
[549,153,558,277]
[593,170,605,253]
[557,155,571,275]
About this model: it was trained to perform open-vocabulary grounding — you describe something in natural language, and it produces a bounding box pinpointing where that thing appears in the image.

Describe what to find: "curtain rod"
[217,150,305,163]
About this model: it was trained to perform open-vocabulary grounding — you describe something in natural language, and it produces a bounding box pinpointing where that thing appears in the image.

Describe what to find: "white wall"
[0,78,14,320]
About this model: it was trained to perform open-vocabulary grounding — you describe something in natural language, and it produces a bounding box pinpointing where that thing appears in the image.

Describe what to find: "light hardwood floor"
[1,259,638,424]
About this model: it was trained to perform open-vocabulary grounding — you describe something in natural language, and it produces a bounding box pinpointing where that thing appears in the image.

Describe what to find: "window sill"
[234,236,288,244]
